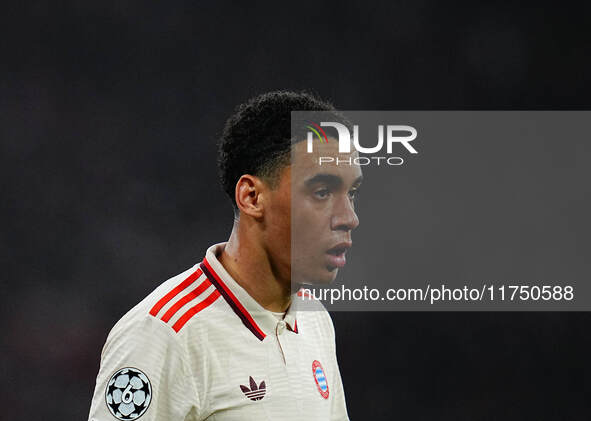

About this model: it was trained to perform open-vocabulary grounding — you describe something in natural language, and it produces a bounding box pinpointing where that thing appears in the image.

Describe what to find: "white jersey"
[88,243,349,421]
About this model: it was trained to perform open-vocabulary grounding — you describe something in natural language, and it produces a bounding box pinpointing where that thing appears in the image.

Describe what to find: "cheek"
[293,207,325,255]
[293,198,331,235]
[266,193,291,246]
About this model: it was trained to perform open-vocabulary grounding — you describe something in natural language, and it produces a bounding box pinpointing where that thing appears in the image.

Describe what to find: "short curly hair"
[217,90,337,213]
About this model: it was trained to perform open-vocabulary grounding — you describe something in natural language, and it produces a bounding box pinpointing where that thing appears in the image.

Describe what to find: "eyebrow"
[304,173,364,188]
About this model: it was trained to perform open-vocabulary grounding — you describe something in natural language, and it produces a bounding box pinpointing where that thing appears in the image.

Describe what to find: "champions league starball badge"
[105,367,152,420]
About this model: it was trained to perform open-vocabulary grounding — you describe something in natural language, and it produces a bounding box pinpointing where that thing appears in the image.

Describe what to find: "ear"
[234,174,267,218]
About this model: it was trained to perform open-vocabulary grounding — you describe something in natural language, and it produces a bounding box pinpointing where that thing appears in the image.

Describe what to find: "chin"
[298,268,338,285]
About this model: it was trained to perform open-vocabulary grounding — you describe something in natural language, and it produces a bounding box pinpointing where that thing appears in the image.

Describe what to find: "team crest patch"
[312,360,329,399]
[105,367,152,420]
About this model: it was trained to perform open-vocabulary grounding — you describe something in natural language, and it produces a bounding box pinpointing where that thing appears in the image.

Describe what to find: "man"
[88,91,362,420]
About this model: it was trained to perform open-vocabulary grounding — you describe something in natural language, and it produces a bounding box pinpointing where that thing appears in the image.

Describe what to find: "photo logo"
[306,122,418,154]
[306,121,418,166]
[306,123,329,144]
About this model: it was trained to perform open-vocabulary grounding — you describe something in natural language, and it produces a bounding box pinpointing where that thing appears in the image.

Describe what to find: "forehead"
[290,138,363,185]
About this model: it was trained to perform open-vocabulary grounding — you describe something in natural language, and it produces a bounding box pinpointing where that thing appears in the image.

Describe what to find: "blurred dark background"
[2,1,590,419]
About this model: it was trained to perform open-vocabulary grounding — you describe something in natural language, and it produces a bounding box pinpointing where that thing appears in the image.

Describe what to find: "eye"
[314,188,331,199]
[348,188,359,201]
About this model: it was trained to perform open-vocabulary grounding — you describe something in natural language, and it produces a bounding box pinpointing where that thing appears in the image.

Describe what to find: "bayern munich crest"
[312,360,329,399]
[105,367,152,420]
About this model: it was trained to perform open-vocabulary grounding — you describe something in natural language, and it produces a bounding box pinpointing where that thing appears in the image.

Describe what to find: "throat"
[218,246,292,312]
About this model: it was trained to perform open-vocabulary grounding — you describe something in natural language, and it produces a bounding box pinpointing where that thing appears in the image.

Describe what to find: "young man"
[88,91,362,420]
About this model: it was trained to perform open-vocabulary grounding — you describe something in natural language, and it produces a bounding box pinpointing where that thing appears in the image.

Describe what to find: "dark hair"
[217,90,336,213]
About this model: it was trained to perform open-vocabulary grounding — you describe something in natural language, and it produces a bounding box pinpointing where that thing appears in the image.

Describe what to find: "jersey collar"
[200,242,299,341]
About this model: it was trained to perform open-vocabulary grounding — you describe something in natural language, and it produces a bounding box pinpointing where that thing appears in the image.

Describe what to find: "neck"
[218,222,292,313]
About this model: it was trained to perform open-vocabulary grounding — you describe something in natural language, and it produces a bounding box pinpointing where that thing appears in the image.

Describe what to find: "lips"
[325,242,352,269]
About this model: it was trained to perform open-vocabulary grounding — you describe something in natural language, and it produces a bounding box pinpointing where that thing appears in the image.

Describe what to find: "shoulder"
[104,263,218,351]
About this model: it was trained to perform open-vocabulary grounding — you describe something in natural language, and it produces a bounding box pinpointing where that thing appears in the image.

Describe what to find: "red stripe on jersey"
[172,289,221,332]
[161,278,212,323]
[297,289,313,298]
[201,259,267,341]
[149,268,203,317]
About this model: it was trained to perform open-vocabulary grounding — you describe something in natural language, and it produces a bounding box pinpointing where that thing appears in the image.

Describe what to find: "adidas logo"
[240,376,266,401]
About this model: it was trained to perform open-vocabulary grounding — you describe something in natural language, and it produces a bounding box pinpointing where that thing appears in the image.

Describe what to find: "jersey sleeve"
[88,313,202,421]
[329,357,349,421]
[324,312,350,421]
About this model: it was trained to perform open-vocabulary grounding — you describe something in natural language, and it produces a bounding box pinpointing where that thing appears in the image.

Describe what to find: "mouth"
[325,242,352,269]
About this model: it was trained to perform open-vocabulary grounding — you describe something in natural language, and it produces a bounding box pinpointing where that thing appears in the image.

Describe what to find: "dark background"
[2,1,590,419]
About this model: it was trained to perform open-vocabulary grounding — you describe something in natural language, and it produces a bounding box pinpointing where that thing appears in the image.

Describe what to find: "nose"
[331,195,360,232]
